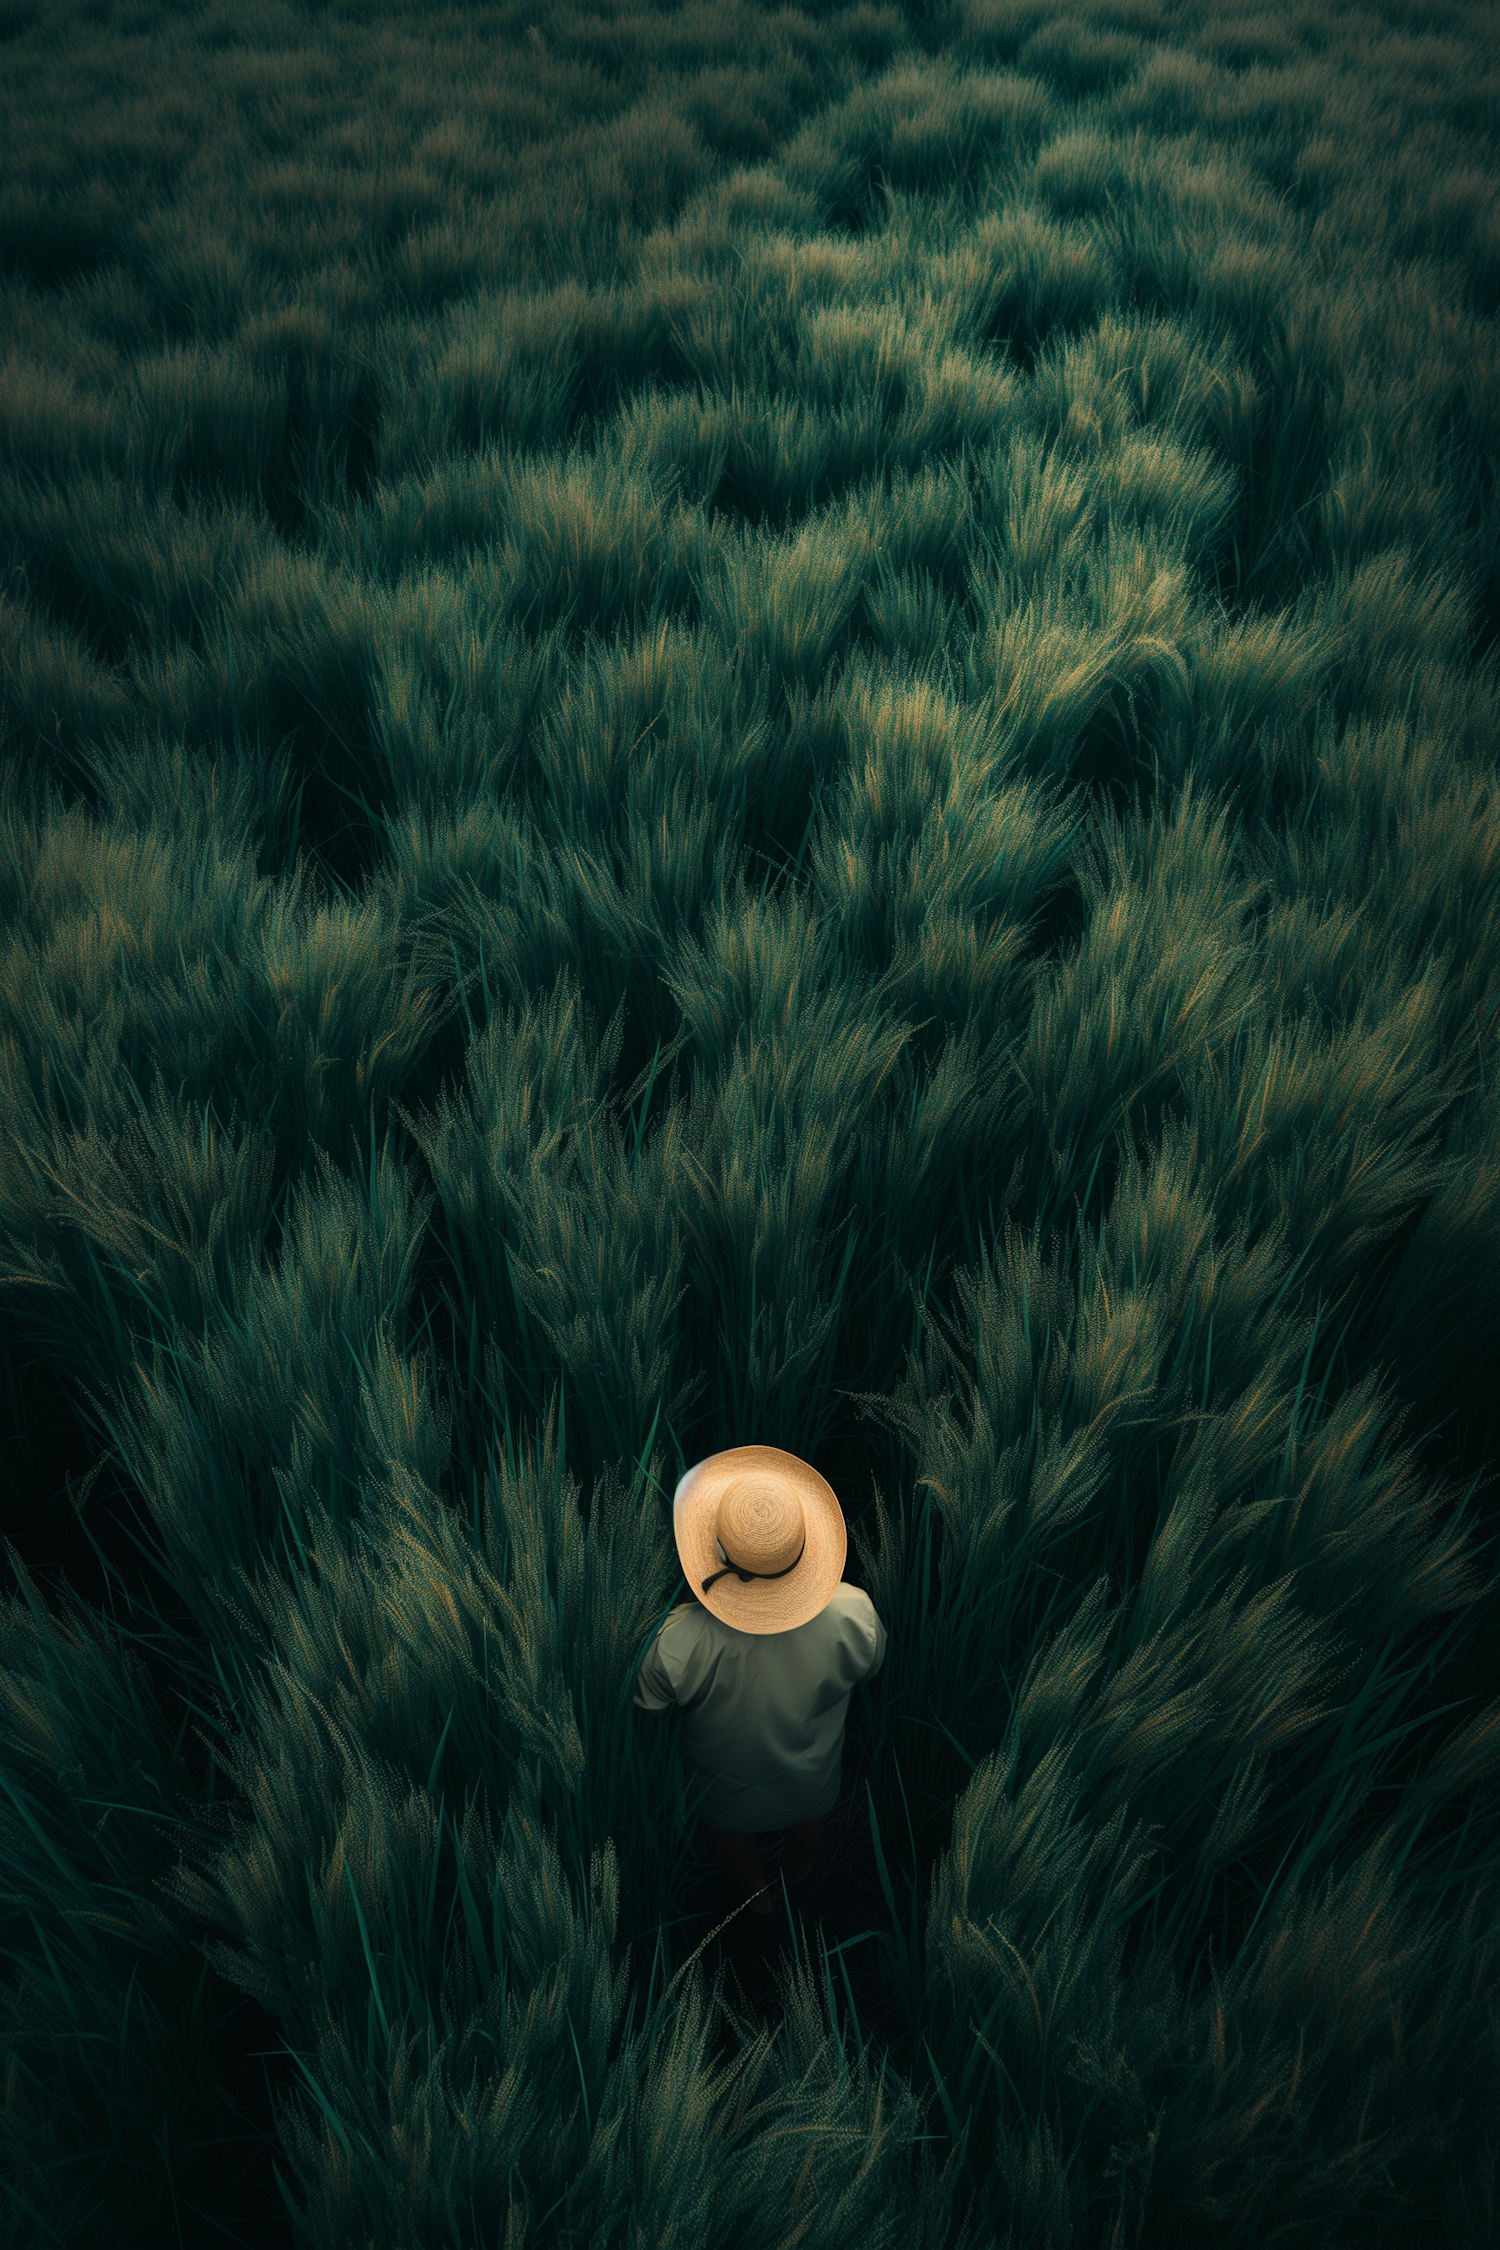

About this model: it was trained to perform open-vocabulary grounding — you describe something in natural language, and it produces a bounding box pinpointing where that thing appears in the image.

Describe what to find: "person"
[633,1445,887,1918]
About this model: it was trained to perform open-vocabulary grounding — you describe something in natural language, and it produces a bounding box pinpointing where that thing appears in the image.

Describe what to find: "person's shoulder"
[648,1600,714,1678]
[661,1598,713,1639]
[823,1582,879,1625]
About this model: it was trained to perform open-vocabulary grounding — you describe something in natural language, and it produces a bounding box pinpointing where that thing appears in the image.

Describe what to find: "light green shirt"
[633,1583,888,1832]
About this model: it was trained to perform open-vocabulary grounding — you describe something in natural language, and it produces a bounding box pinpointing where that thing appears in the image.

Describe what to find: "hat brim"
[673,1446,846,1634]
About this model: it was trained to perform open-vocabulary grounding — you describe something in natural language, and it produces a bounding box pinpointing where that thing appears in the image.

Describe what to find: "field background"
[3,0,1500,2242]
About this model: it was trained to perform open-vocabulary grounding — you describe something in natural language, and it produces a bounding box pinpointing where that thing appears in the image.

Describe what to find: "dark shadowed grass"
[3,0,1500,2241]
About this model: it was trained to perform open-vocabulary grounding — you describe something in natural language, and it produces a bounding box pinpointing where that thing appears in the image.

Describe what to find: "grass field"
[3,0,1500,2241]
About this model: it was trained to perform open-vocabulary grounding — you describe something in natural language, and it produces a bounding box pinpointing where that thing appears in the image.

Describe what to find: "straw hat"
[674,1446,846,1635]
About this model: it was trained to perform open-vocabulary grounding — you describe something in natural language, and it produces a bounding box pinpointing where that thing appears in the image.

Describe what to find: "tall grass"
[3,0,1500,2240]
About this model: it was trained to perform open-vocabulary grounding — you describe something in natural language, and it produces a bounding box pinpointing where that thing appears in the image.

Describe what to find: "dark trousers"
[705,1815,826,1912]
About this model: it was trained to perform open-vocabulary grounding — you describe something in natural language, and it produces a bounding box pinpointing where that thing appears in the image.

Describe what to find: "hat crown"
[716,1473,804,1574]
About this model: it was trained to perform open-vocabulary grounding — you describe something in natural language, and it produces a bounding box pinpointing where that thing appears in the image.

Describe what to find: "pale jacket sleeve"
[633,1621,679,1712]
[848,1588,888,1683]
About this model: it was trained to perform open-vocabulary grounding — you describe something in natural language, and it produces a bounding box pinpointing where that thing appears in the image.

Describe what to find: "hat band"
[701,1534,806,1595]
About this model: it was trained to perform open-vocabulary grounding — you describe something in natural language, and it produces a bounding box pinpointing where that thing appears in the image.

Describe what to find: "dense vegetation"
[3,0,1499,2241]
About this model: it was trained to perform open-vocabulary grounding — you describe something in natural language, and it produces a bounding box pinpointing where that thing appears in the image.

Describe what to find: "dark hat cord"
[701,1535,806,1593]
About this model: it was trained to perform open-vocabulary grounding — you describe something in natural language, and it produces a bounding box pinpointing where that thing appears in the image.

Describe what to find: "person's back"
[632,1445,887,1917]
[634,1579,887,1831]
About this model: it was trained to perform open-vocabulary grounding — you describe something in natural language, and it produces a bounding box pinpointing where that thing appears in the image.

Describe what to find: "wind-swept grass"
[4,0,1500,2241]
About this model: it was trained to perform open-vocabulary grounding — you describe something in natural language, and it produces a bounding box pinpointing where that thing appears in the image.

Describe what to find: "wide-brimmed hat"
[673,1446,845,1634]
